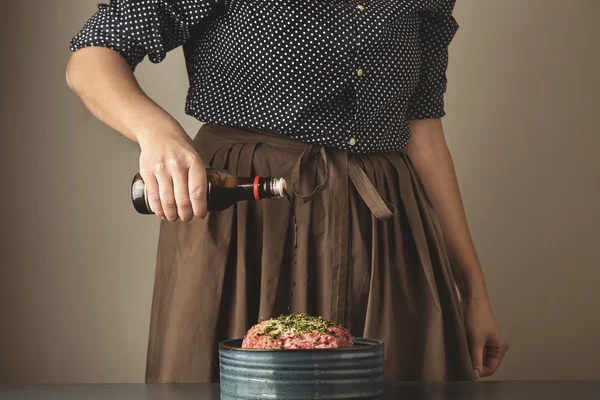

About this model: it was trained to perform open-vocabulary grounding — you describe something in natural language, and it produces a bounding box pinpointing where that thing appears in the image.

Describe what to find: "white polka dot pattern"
[70,0,458,154]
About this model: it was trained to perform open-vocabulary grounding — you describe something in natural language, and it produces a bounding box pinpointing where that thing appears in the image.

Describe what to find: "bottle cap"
[131,173,153,214]
[273,178,287,198]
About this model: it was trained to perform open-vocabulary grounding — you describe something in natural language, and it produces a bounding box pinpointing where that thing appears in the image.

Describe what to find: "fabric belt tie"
[291,144,396,220]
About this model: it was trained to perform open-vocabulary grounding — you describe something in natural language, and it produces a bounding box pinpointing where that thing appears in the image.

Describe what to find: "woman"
[67,0,508,382]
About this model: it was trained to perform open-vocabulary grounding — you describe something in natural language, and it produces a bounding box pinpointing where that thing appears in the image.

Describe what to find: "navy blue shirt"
[71,0,458,154]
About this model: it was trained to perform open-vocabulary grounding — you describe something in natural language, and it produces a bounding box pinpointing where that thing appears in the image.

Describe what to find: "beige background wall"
[0,0,598,384]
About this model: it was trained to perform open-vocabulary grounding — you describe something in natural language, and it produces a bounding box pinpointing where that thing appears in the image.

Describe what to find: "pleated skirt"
[144,123,475,383]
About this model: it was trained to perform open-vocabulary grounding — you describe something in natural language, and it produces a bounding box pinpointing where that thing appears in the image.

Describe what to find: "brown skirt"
[144,123,475,383]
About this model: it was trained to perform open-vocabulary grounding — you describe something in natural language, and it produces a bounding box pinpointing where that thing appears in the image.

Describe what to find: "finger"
[140,171,164,220]
[172,168,193,222]
[188,159,207,218]
[155,172,178,222]
[469,341,485,380]
[481,345,508,377]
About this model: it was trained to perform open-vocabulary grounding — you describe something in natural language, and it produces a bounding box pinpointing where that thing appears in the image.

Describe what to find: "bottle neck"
[233,177,286,200]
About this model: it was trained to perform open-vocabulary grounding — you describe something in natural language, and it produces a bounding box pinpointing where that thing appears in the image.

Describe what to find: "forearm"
[66,47,182,144]
[405,119,489,301]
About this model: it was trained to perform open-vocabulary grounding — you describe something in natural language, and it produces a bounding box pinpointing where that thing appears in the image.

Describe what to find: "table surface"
[1,381,599,400]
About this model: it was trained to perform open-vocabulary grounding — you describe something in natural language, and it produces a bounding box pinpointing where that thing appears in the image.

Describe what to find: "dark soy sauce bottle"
[131,168,288,214]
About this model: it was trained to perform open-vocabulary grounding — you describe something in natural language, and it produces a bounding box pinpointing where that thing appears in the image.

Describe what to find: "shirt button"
[357,4,366,11]
[356,68,364,77]
[349,138,357,146]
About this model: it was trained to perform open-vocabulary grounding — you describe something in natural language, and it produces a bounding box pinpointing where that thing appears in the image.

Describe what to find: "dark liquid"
[285,193,298,248]
[285,193,297,316]
[207,184,253,211]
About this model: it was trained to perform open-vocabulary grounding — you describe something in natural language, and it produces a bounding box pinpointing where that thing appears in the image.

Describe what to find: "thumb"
[469,341,484,380]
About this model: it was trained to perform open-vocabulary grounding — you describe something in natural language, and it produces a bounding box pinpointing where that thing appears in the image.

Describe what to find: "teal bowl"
[218,337,384,399]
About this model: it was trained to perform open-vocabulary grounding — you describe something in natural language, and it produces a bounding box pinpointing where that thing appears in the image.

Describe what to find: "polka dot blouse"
[70,0,458,154]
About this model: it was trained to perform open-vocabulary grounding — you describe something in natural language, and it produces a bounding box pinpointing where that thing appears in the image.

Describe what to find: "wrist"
[461,282,490,303]
[455,273,489,303]
[135,120,186,147]
[463,292,490,304]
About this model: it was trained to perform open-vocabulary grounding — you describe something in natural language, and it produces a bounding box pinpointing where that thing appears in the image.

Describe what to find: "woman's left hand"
[463,297,509,380]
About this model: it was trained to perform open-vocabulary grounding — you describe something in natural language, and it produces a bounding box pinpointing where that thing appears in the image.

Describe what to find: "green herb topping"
[252,313,342,339]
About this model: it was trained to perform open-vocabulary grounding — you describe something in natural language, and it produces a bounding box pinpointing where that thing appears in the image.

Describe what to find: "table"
[1,381,599,399]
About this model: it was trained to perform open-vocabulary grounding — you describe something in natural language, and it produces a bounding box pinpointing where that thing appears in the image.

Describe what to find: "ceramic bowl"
[218,337,384,399]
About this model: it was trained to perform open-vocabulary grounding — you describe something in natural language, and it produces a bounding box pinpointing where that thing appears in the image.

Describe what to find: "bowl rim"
[218,336,384,352]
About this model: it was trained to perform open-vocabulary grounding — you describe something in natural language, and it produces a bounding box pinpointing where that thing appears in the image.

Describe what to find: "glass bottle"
[131,169,288,215]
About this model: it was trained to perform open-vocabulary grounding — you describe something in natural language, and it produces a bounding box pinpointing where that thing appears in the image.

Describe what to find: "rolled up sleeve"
[70,0,215,71]
[407,0,459,120]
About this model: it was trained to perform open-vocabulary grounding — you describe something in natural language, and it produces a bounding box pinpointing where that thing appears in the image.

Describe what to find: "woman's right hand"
[137,128,208,222]
[66,47,208,222]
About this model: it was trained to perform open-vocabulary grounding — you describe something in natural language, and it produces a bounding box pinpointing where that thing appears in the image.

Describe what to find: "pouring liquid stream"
[285,193,298,249]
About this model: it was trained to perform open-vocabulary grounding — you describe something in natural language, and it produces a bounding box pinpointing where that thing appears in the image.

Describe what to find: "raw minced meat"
[241,313,353,349]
